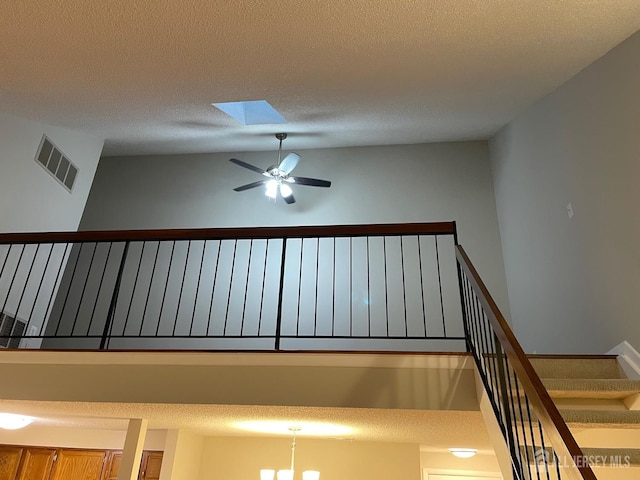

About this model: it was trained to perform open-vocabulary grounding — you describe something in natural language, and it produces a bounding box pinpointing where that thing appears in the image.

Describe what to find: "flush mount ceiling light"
[234,420,353,437]
[0,413,35,430]
[261,427,319,480]
[448,448,478,458]
[229,133,331,205]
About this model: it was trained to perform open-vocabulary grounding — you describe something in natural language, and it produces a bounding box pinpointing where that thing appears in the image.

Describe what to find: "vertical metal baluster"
[88,243,113,336]
[258,239,269,336]
[240,239,253,336]
[331,237,336,337]
[366,236,371,336]
[495,338,521,475]
[513,371,534,480]
[400,236,408,337]
[101,241,130,350]
[13,244,41,326]
[190,240,207,337]
[26,243,54,337]
[313,237,320,336]
[70,242,98,336]
[40,243,70,337]
[156,241,176,337]
[505,359,527,479]
[525,395,543,480]
[54,243,82,336]
[174,241,192,337]
[0,244,26,319]
[435,236,446,337]
[349,237,353,337]
[206,241,222,336]
[382,236,389,337]
[139,241,160,337]
[295,238,304,337]
[122,242,146,337]
[417,236,427,337]
[0,244,12,280]
[274,238,288,350]
[223,240,237,336]
[537,420,552,480]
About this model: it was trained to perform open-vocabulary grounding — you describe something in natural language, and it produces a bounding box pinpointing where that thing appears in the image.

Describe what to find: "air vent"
[0,313,26,349]
[35,135,78,192]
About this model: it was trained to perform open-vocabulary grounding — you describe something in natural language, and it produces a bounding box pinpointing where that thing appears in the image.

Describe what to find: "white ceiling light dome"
[0,413,35,430]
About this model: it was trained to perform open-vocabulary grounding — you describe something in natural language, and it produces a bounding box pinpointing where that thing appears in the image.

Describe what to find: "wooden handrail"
[456,245,596,480]
[0,222,456,244]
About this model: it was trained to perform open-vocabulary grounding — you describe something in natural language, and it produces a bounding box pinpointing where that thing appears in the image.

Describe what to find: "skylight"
[212,100,287,125]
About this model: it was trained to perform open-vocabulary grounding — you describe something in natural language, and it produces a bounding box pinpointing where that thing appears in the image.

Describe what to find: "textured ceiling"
[1,1,640,156]
[0,400,493,451]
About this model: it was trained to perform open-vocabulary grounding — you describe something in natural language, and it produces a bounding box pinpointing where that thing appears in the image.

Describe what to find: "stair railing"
[456,246,597,480]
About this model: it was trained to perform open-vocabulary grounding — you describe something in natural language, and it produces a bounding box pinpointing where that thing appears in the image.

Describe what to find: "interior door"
[16,448,56,480]
[49,450,106,480]
[0,446,23,480]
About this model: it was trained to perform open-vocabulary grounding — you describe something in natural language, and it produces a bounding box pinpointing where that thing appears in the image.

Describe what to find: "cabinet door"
[0,447,23,480]
[101,452,121,480]
[139,452,162,480]
[16,449,56,480]
[49,450,106,480]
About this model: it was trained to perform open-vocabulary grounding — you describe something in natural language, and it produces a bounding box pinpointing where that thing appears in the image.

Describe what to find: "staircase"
[529,356,640,480]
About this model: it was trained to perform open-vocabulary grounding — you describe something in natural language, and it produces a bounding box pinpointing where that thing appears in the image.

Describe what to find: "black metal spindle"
[366,236,371,336]
[190,240,207,337]
[70,242,98,336]
[382,236,389,337]
[417,236,427,337]
[0,244,26,323]
[258,239,269,336]
[349,237,353,337]
[434,236,446,337]
[525,395,543,480]
[39,243,69,337]
[26,243,54,337]
[174,241,192,336]
[313,237,320,336]
[331,237,336,337]
[505,359,527,478]
[156,241,176,337]
[223,240,237,336]
[240,239,253,336]
[400,236,407,337]
[88,243,113,336]
[100,241,130,349]
[139,241,160,336]
[13,244,41,328]
[54,243,82,336]
[274,238,288,350]
[206,240,222,336]
[537,420,553,480]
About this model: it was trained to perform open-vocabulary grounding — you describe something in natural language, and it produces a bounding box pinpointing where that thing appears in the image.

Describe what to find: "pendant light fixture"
[260,427,319,480]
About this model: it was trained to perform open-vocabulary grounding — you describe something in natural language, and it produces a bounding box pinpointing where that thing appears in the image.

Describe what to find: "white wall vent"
[0,313,26,349]
[35,135,79,192]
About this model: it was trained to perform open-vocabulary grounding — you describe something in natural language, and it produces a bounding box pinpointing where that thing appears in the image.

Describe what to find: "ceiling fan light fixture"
[280,184,293,198]
[265,180,278,198]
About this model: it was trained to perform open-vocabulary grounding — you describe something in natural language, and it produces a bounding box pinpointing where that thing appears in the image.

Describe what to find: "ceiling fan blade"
[283,193,296,204]
[290,176,331,187]
[233,180,267,192]
[279,153,300,174]
[229,158,267,175]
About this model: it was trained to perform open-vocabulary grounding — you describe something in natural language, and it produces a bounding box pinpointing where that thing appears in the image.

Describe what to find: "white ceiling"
[1,1,640,157]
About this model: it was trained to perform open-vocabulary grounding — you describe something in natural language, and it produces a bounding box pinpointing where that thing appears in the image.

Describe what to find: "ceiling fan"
[229,133,331,204]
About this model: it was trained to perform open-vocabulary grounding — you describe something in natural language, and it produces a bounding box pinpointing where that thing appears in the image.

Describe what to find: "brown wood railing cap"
[0,222,456,244]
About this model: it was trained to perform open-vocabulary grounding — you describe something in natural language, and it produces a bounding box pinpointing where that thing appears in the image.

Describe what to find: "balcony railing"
[0,222,465,351]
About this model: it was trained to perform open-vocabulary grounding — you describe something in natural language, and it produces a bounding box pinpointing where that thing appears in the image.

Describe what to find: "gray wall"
[81,141,510,317]
[0,112,104,232]
[490,30,640,353]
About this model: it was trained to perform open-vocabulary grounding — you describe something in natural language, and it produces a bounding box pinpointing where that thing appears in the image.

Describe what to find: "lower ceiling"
[0,400,493,451]
[1,1,640,156]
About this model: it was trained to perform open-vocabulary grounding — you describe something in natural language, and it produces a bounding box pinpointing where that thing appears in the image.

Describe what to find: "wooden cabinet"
[140,452,162,480]
[0,447,23,480]
[49,449,106,480]
[0,446,161,480]
[16,448,55,480]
